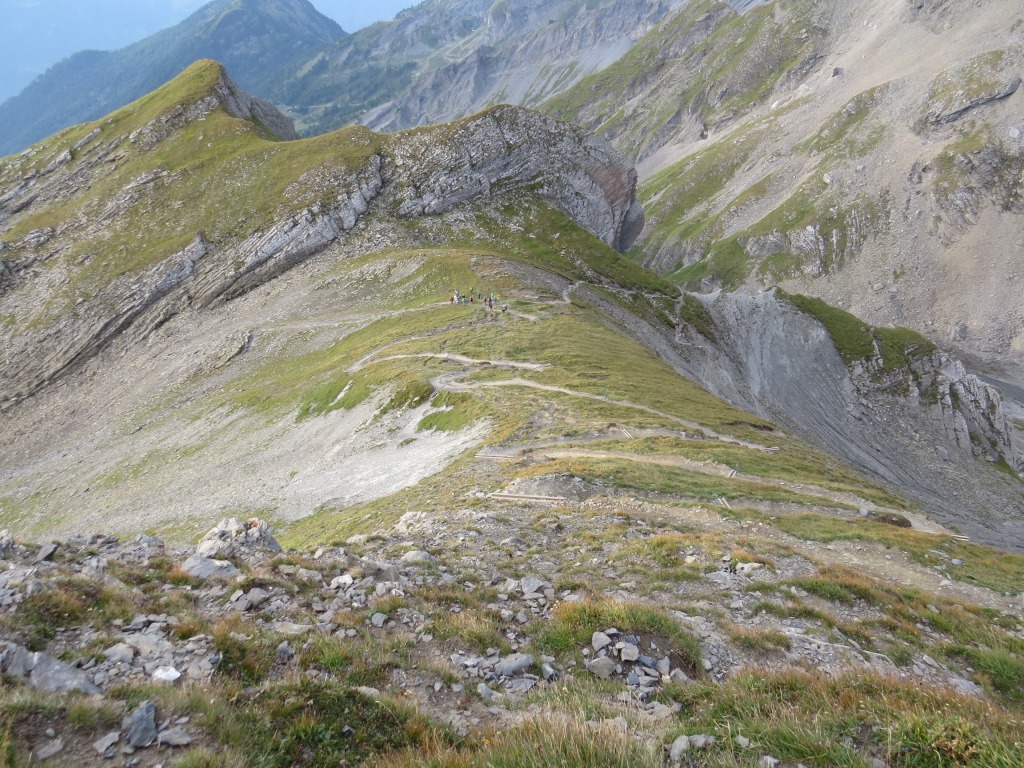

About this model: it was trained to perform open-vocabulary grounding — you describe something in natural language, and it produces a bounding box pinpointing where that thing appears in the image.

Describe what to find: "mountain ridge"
[0,61,643,409]
[0,0,344,157]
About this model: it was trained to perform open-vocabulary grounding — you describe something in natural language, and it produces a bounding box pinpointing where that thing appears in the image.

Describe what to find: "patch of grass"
[427,610,511,655]
[66,699,121,730]
[302,634,409,688]
[736,508,1024,595]
[171,748,249,768]
[946,646,1024,704]
[753,600,836,627]
[679,293,716,341]
[726,623,792,653]
[778,290,937,372]
[581,434,904,508]
[418,391,486,432]
[384,713,659,768]
[799,85,887,157]
[532,598,700,675]
[658,668,1024,768]
[210,617,276,686]
[15,577,136,650]
[520,456,857,508]
[235,679,447,768]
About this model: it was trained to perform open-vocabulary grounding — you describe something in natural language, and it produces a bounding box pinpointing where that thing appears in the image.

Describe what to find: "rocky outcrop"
[195,517,281,560]
[577,284,1023,547]
[926,74,1020,124]
[212,69,301,141]
[388,105,644,252]
[930,142,1024,231]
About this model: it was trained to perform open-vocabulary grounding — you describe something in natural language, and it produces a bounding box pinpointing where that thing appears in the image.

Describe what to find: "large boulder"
[0,642,102,695]
[195,517,281,559]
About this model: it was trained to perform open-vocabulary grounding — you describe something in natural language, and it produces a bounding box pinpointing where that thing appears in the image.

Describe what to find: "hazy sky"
[0,0,419,102]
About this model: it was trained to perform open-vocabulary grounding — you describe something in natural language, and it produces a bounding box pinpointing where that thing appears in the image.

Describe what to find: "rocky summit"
[0,7,1023,768]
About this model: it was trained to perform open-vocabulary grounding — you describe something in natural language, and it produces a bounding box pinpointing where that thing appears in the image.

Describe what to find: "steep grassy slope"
[544,0,1024,372]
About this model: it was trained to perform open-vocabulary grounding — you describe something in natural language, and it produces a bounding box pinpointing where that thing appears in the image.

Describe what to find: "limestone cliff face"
[387,106,644,252]
[672,291,1023,544]
[0,73,642,407]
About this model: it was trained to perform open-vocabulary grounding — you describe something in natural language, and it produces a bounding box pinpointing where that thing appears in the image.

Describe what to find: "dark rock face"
[389,106,643,252]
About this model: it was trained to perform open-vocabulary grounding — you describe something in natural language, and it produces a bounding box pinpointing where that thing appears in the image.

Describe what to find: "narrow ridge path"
[526,447,904,515]
[443,376,778,452]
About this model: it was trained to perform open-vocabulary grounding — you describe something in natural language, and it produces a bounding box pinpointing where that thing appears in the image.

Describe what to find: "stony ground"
[1,473,1021,767]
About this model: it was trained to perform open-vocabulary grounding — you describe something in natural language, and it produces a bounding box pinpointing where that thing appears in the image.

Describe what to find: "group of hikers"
[450,286,508,313]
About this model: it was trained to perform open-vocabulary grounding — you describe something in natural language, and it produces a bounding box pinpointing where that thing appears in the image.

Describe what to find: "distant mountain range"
[0,0,344,157]
[0,0,676,155]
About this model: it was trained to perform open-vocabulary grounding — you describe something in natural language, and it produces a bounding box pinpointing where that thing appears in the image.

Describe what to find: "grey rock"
[591,631,613,652]
[370,612,388,628]
[586,657,617,679]
[0,529,13,557]
[619,642,640,662]
[195,517,281,559]
[669,735,690,761]
[355,686,382,700]
[541,662,559,681]
[29,651,102,695]
[760,757,781,768]
[35,737,64,761]
[949,676,984,696]
[157,728,192,747]
[93,732,120,755]
[35,542,58,562]
[477,682,493,701]
[400,550,434,564]
[689,734,716,749]
[276,642,294,663]
[495,653,533,677]
[123,700,158,748]
[926,74,1021,124]
[296,567,324,584]
[152,666,181,683]
[505,678,537,694]
[736,735,751,749]
[0,643,37,677]
[520,576,547,595]
[104,643,135,665]
[179,556,240,580]
[246,587,271,608]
